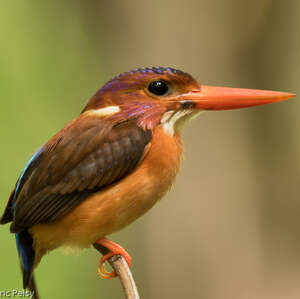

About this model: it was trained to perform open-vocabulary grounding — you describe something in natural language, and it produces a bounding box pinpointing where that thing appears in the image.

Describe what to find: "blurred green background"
[0,1,299,298]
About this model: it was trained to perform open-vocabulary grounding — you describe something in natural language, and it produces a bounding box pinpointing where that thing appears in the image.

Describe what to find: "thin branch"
[93,243,140,299]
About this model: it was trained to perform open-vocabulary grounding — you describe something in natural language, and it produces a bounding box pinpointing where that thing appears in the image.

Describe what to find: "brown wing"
[4,114,152,233]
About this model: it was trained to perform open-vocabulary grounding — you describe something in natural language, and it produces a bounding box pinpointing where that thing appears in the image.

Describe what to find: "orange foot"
[95,237,132,279]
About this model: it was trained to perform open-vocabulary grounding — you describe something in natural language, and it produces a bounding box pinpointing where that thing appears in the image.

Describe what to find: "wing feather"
[4,115,152,233]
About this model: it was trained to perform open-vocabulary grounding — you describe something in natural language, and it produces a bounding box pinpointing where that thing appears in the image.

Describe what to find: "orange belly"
[30,126,183,262]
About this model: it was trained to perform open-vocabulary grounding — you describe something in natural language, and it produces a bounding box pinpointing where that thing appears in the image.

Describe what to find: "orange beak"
[181,85,295,110]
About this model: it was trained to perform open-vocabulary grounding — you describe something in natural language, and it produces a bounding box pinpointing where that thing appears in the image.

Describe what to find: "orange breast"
[30,125,183,257]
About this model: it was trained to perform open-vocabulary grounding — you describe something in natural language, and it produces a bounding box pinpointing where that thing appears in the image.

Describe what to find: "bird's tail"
[15,230,37,291]
[26,272,40,299]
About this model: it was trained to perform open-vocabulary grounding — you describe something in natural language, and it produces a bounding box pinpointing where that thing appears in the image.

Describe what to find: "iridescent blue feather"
[12,148,43,288]
[112,66,191,80]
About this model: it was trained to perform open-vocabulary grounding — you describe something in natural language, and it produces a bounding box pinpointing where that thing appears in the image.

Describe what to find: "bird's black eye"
[147,80,169,96]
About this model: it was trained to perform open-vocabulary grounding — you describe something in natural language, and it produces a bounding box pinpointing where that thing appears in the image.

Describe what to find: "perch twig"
[93,243,140,299]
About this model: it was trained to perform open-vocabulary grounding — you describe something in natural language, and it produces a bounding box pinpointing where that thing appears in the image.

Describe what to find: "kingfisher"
[0,67,295,290]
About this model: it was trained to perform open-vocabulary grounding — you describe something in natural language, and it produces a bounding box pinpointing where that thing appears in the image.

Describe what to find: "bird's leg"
[95,237,132,279]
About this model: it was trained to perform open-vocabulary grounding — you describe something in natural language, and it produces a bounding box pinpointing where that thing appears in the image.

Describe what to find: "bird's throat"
[161,110,203,136]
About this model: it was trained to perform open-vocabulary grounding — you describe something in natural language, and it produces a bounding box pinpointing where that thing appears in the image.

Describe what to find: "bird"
[0,66,295,291]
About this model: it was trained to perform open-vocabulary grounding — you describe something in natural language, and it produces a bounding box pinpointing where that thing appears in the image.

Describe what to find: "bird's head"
[82,67,295,135]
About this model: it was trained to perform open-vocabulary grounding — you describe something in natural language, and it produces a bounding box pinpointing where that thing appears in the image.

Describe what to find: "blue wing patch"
[13,147,43,212]
[0,148,43,288]
[0,147,44,225]
[12,149,43,288]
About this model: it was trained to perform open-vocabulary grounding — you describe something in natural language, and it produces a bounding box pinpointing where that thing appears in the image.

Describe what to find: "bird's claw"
[96,237,132,279]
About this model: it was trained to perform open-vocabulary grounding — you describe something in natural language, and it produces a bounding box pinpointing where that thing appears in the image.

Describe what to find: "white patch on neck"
[85,106,120,117]
[161,110,203,136]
